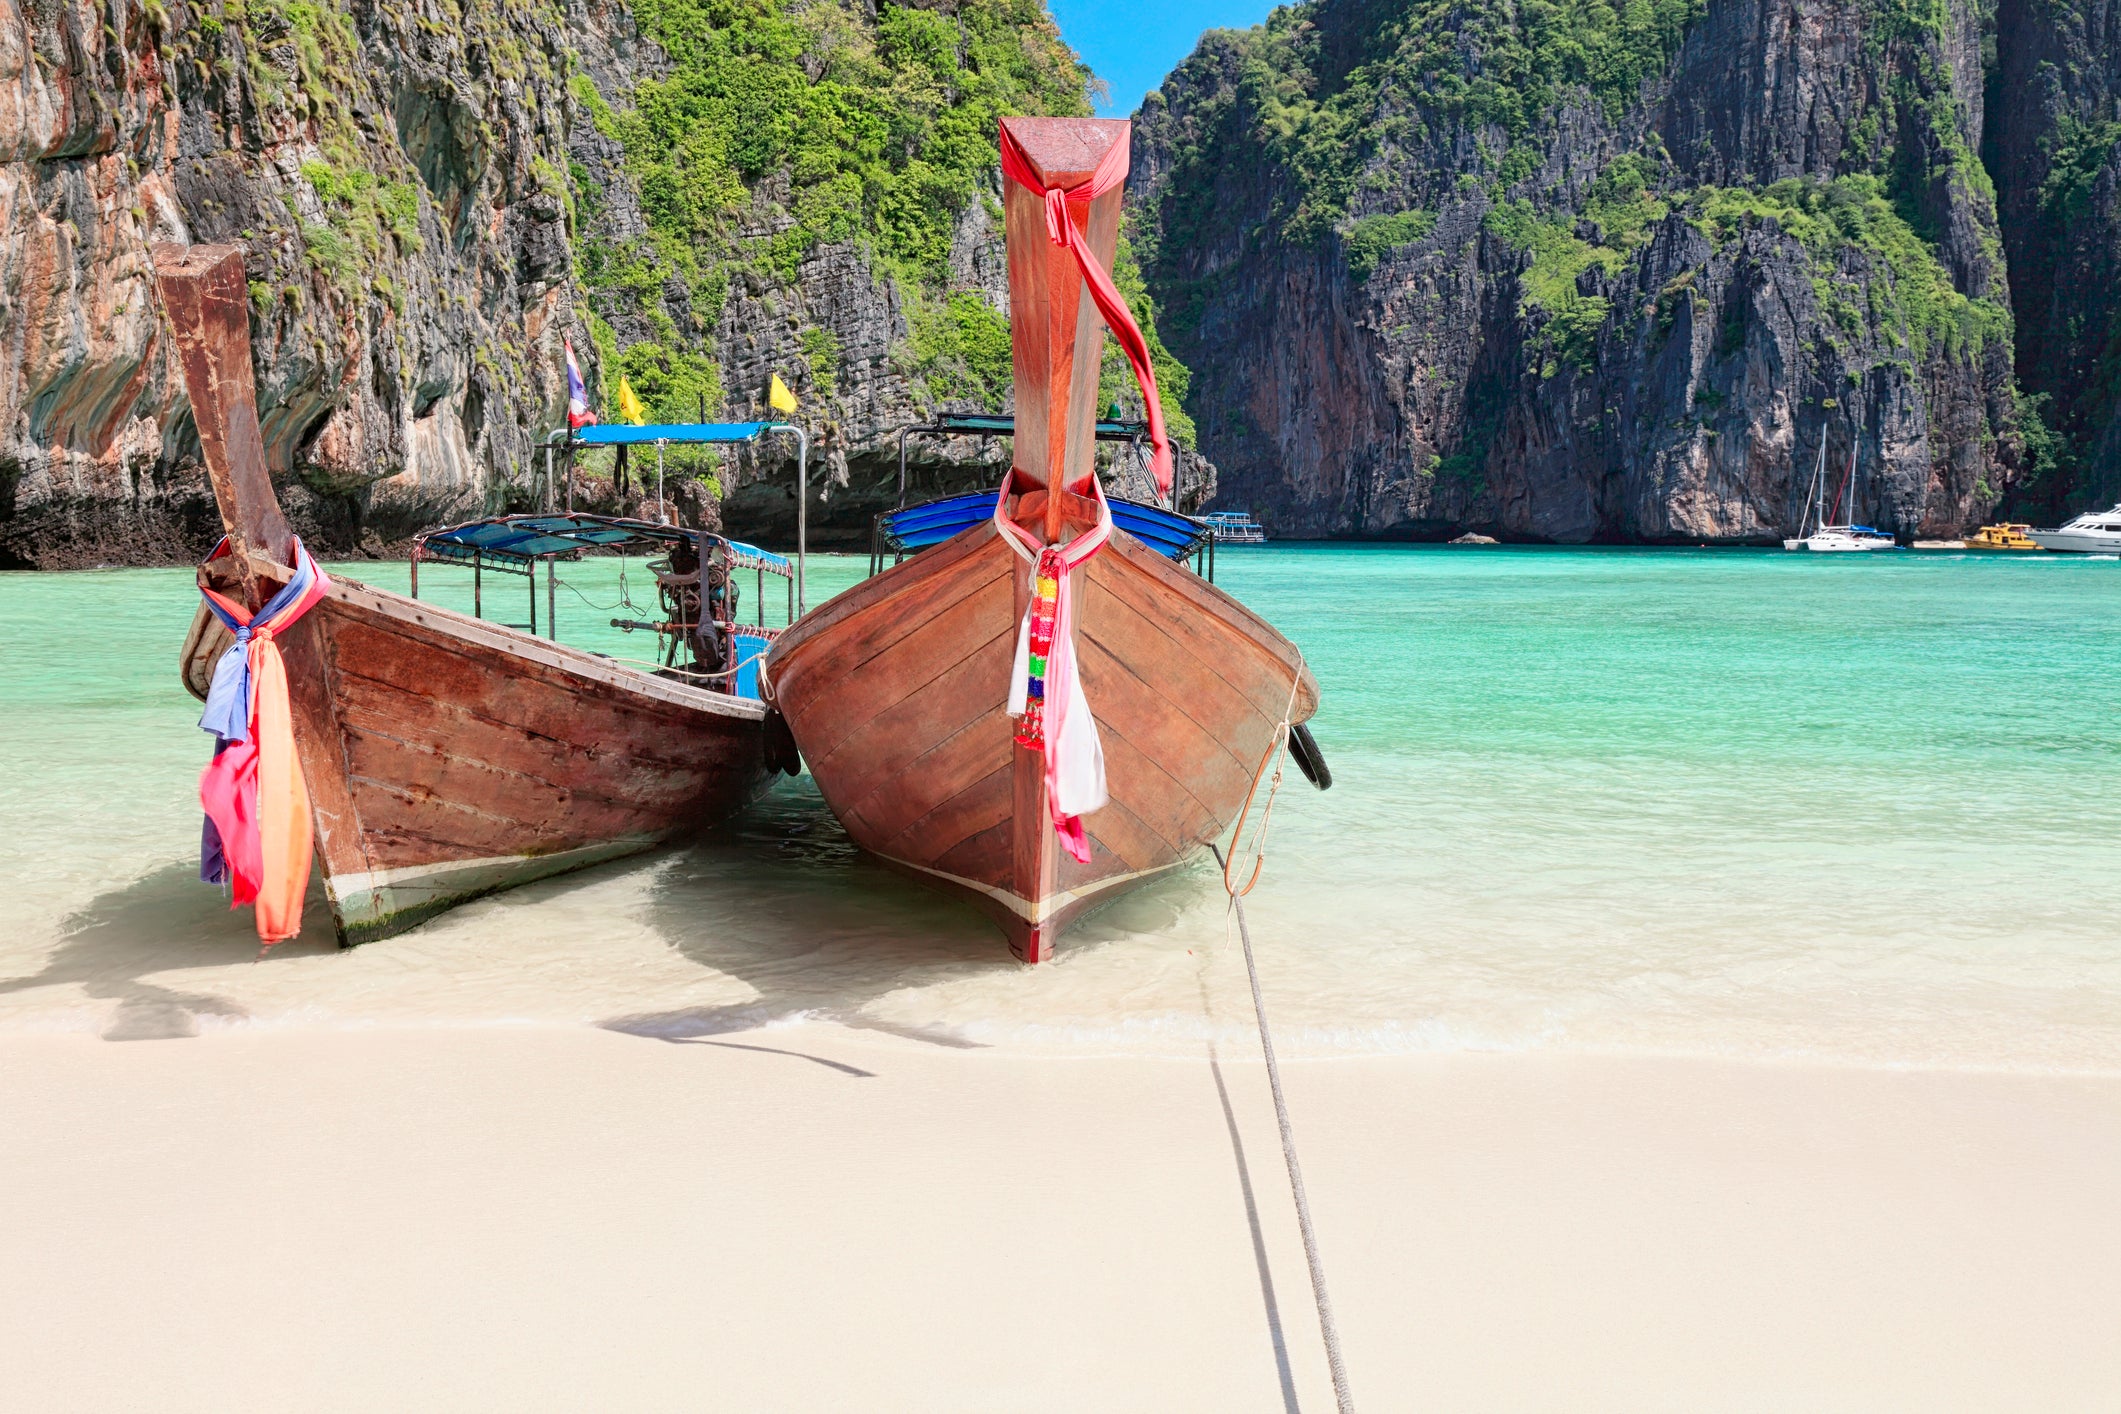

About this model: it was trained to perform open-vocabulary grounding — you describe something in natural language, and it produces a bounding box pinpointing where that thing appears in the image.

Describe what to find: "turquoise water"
[3,546,2118,1068]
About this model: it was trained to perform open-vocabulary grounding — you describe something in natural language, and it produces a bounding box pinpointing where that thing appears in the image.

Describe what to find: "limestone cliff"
[0,0,1209,568]
[1,0,589,567]
[1989,0,2121,516]
[1131,0,2028,541]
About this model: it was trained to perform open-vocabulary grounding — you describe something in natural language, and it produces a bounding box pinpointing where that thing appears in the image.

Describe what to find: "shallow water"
[3,545,2117,1069]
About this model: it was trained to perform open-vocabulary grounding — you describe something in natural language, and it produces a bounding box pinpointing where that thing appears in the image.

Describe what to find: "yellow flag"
[616,377,646,426]
[769,373,799,415]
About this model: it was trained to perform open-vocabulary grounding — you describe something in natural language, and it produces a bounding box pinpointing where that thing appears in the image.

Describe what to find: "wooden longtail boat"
[156,243,794,945]
[762,118,1323,963]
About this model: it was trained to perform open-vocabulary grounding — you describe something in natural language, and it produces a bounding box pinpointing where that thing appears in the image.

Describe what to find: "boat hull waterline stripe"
[327,838,667,927]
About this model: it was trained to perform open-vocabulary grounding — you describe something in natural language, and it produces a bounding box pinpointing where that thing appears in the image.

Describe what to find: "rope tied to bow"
[1214,650,1356,1412]
[1222,657,1308,898]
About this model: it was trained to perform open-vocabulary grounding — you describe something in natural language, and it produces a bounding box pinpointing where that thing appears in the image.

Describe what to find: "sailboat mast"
[1830,438,1856,526]
[1848,439,1861,527]
[1804,435,1826,537]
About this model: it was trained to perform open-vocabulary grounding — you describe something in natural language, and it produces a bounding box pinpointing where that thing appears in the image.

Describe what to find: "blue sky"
[1048,0,1280,117]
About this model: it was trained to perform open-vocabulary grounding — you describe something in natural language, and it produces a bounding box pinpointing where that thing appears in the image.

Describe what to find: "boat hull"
[1802,534,1898,552]
[764,521,1318,960]
[183,569,779,944]
[2026,530,2121,553]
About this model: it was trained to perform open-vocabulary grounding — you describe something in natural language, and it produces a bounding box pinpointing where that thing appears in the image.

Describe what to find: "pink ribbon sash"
[997,123,1174,500]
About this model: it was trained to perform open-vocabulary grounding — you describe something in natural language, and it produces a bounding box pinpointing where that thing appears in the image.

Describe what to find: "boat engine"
[651,533,742,684]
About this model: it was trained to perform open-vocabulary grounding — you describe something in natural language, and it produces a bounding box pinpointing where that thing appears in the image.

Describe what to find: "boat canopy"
[570,421,793,446]
[1198,510,1267,543]
[416,513,792,576]
[556,419,812,613]
[902,412,1152,442]
[879,491,1209,561]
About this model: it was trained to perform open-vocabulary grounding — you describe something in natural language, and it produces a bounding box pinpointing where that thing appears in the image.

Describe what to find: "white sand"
[4,1026,2117,1412]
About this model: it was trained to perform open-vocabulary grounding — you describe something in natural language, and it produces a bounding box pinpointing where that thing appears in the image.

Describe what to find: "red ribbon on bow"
[997,122,1174,500]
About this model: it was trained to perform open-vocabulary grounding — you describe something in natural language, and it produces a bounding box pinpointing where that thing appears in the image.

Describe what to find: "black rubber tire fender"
[1288,720,1332,790]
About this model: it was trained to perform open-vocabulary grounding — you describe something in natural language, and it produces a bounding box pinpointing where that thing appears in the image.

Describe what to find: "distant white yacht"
[2027,504,2121,554]
[1784,439,1901,551]
[1803,525,1901,552]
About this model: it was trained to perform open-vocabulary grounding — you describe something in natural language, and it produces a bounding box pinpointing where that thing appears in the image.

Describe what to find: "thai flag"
[565,336,596,429]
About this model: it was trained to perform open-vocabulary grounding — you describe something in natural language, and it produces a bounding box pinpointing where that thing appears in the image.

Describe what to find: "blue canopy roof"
[880,492,1209,561]
[571,422,790,446]
[724,540,793,574]
[416,513,792,576]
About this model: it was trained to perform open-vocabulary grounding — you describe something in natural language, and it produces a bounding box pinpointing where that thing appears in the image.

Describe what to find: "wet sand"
[4,1025,2116,1411]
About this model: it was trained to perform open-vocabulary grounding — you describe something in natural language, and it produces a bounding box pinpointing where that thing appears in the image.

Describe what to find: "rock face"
[1,0,586,567]
[1130,0,2033,541]
[0,0,1209,568]
[1989,0,2121,516]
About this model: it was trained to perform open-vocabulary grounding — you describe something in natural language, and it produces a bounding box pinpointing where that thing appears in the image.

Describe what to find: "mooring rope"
[1223,660,1306,898]
[1215,651,1355,1414]
[553,557,646,614]
[1227,884,1355,1414]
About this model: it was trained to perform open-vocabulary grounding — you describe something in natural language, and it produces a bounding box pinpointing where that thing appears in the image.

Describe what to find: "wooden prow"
[998,116,1130,962]
[152,243,291,609]
[999,116,1127,547]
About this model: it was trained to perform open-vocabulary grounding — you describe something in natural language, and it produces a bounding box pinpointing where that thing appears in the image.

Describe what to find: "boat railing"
[409,513,795,694]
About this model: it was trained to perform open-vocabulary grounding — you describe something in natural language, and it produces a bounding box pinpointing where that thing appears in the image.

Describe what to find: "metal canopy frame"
[895,413,1152,509]
[557,419,812,614]
[409,512,796,639]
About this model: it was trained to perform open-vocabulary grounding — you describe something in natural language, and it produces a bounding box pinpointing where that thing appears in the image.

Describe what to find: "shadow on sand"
[0,860,336,1040]
[600,782,1009,1056]
[608,783,1300,1402]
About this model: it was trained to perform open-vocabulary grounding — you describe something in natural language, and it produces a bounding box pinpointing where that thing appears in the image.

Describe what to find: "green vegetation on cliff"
[571,0,1193,442]
[1153,0,1704,247]
[1484,164,2009,375]
[612,0,1083,283]
[1484,155,1668,371]
[1689,176,2010,361]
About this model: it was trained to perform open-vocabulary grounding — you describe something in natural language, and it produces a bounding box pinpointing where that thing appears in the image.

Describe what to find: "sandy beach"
[6,1025,2116,1411]
[9,552,2121,1409]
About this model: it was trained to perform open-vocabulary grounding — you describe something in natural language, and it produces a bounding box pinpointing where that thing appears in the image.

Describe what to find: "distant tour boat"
[1964,523,2040,551]
[1199,510,1268,543]
[2027,505,2121,554]
[1785,437,1900,551]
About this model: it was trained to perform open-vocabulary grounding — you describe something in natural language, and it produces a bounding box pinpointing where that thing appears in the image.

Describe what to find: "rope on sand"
[1215,652,1356,1414]
[1217,874,1356,1414]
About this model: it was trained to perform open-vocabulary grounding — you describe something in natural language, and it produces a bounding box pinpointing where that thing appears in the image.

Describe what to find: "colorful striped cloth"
[996,472,1112,865]
[196,537,331,943]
